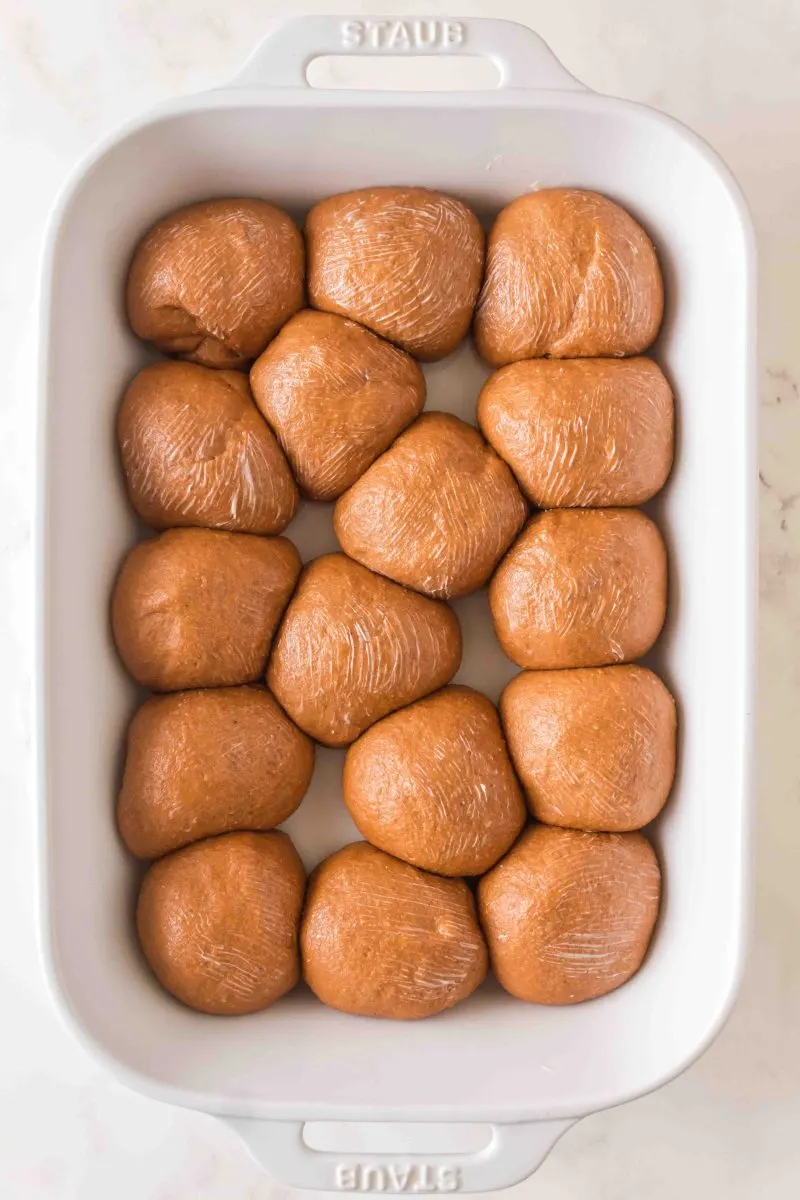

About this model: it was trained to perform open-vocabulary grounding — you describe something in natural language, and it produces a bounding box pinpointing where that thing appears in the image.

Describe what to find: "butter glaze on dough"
[267,554,462,747]
[343,685,526,876]
[307,187,484,360]
[334,412,527,599]
[137,831,306,1015]
[478,824,661,1005]
[477,357,674,508]
[111,528,300,691]
[126,198,304,368]
[500,665,677,832]
[301,841,488,1019]
[117,686,315,859]
[250,310,425,501]
[118,361,297,533]
[489,508,667,669]
[475,188,664,365]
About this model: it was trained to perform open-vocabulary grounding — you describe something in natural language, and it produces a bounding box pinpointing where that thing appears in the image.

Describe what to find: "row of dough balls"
[127,187,663,370]
[120,668,675,865]
[120,353,672,535]
[112,526,667,726]
[107,516,671,710]
[139,829,660,1019]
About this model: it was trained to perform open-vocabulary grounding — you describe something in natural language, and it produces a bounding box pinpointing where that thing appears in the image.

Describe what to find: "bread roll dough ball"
[334,413,527,599]
[250,310,425,500]
[478,825,661,1004]
[126,198,303,367]
[343,686,525,876]
[267,554,461,747]
[118,686,314,859]
[302,842,488,1018]
[475,189,664,365]
[118,361,297,533]
[489,509,667,669]
[501,666,676,832]
[137,831,305,1014]
[112,529,300,691]
[477,358,674,508]
[306,187,484,360]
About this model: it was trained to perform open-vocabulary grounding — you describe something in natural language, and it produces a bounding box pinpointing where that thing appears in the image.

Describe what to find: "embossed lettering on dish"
[335,1163,462,1192]
[340,20,467,50]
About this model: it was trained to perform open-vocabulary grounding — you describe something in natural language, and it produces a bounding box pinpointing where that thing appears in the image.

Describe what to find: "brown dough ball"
[477,358,674,508]
[302,842,488,1018]
[117,686,314,859]
[126,198,303,367]
[343,686,525,876]
[334,413,527,599]
[306,187,484,360]
[475,188,664,365]
[489,509,667,669]
[118,361,298,533]
[478,825,661,1004]
[267,554,461,746]
[500,666,676,832]
[250,310,425,500]
[137,831,305,1014]
[112,528,300,691]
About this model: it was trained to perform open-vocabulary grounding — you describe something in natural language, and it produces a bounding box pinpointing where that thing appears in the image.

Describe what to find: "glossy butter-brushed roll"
[301,842,488,1019]
[500,666,677,831]
[267,554,461,747]
[126,198,304,367]
[478,825,661,1005]
[112,528,300,691]
[306,187,484,360]
[118,361,297,533]
[137,831,305,1014]
[334,413,527,599]
[477,358,674,507]
[118,687,315,859]
[489,509,667,669]
[475,188,664,365]
[250,310,425,500]
[343,686,525,876]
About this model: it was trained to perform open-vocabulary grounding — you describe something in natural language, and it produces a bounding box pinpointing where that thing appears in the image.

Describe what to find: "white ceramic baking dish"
[38,15,757,1193]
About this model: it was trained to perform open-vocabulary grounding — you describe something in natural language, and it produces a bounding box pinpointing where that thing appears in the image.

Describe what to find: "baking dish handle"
[226,1116,576,1193]
[228,16,586,91]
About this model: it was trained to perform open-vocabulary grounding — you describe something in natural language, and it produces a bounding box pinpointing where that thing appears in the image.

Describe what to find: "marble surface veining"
[0,0,797,1196]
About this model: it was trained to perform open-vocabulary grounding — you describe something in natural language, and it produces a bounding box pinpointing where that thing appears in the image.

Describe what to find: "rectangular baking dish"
[38,16,757,1193]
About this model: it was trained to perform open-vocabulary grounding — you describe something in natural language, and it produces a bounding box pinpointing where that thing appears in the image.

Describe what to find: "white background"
[1,0,796,1196]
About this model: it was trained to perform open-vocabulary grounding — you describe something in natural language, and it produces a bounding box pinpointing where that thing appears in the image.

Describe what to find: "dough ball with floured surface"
[334,413,527,599]
[112,528,300,691]
[475,188,663,366]
[117,686,314,859]
[306,187,484,360]
[477,357,674,508]
[250,310,425,500]
[478,824,661,1004]
[343,686,525,876]
[489,508,667,669]
[267,554,461,747]
[500,666,676,832]
[118,361,297,533]
[137,831,305,1014]
[301,842,488,1018]
[126,198,303,367]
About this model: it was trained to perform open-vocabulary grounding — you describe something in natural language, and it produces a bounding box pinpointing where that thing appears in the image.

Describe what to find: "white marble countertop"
[0,0,794,1196]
